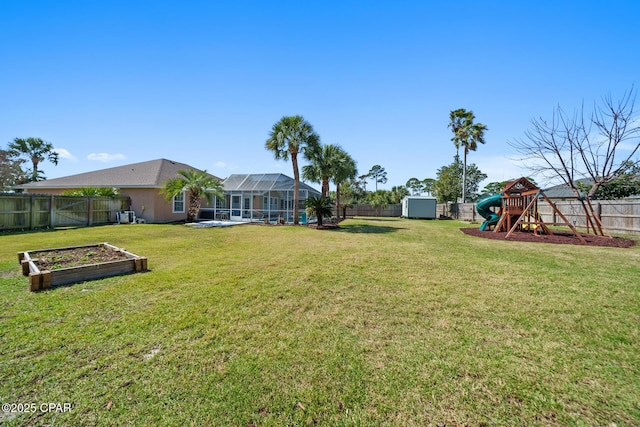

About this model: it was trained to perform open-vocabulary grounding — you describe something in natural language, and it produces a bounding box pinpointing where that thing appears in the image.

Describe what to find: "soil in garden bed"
[34,246,130,270]
[461,227,636,248]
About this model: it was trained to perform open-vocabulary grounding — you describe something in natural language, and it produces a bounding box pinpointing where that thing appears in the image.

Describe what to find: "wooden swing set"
[487,177,609,244]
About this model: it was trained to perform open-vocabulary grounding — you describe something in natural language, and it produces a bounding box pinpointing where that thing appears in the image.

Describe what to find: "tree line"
[1,137,60,191]
[4,87,638,223]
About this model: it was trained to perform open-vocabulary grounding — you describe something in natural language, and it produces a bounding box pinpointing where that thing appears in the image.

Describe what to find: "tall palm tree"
[448,109,488,202]
[462,122,488,202]
[8,137,59,182]
[302,143,342,198]
[331,149,357,220]
[161,169,223,222]
[448,109,472,158]
[265,115,320,225]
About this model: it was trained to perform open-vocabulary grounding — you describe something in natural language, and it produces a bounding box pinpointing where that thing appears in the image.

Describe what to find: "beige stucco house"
[16,159,220,223]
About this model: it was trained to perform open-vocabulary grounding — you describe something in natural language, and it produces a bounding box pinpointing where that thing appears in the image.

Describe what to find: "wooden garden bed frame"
[18,243,147,291]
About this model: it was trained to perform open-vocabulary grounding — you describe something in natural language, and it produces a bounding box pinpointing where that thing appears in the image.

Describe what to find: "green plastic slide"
[476,193,502,231]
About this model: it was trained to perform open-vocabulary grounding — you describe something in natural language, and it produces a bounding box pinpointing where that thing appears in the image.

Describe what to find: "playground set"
[475,177,594,243]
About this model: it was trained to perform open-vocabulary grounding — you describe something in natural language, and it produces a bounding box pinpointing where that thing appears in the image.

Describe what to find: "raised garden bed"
[18,243,148,291]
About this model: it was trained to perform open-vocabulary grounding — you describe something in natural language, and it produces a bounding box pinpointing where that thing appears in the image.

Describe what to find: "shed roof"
[16,159,219,189]
[223,173,320,194]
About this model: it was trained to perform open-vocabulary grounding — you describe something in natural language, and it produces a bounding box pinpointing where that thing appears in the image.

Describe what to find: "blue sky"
[2,1,639,190]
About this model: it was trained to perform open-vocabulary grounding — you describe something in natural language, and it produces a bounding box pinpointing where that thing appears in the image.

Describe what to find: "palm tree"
[8,137,59,182]
[304,196,333,227]
[265,115,320,225]
[390,185,409,203]
[161,169,223,222]
[448,109,488,202]
[336,178,361,219]
[331,149,357,221]
[448,109,473,157]
[302,143,342,198]
[367,190,393,216]
[462,122,488,202]
[303,143,357,220]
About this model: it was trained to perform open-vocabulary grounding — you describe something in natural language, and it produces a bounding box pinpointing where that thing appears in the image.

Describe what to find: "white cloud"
[87,153,126,163]
[54,148,77,161]
[214,161,227,168]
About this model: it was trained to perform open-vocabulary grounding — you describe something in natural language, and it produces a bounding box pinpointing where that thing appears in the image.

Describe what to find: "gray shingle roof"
[16,159,220,189]
[543,179,589,199]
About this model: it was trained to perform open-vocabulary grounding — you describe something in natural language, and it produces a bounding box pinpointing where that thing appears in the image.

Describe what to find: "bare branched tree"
[509,87,640,235]
[510,87,640,199]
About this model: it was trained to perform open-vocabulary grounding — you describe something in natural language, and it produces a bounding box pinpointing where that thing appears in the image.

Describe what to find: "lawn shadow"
[335,223,402,234]
[351,216,399,222]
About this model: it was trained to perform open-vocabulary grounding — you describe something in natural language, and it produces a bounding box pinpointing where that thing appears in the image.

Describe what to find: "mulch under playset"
[466,177,636,248]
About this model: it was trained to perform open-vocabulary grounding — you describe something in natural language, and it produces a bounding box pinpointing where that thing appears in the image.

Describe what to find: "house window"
[280,199,293,210]
[264,196,278,210]
[173,192,185,213]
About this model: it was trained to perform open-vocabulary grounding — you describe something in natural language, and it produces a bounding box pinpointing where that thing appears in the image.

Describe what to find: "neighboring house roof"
[543,179,589,199]
[15,159,220,190]
[223,173,320,194]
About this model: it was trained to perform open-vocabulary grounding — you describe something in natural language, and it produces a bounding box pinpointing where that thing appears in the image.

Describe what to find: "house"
[543,177,640,200]
[15,159,221,223]
[542,179,588,200]
[198,173,321,223]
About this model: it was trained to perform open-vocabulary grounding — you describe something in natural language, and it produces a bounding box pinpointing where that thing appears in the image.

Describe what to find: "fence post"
[49,195,54,228]
[29,194,34,230]
[87,197,93,226]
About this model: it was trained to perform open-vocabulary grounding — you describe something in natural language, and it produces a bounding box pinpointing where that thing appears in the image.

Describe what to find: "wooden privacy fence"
[438,199,640,234]
[0,194,131,231]
[345,203,402,218]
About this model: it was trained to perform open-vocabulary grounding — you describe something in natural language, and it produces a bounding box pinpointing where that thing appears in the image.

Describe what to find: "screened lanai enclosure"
[198,173,322,224]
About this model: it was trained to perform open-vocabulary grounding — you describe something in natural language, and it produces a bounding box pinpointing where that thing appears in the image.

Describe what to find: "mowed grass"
[0,218,639,426]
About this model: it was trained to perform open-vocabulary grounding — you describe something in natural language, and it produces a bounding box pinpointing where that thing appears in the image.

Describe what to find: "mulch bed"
[461,227,636,248]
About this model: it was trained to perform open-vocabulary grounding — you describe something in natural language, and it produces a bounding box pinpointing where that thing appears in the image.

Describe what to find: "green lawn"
[1,218,639,426]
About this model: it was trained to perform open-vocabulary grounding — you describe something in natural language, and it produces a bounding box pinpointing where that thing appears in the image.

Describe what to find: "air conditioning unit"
[117,210,136,224]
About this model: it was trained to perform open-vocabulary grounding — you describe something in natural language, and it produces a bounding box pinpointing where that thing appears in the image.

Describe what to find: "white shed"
[402,196,437,219]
